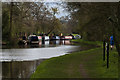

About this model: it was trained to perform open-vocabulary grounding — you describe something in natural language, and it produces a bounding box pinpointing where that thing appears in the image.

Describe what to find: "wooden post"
[103,40,105,61]
[107,43,109,68]
[10,62,12,79]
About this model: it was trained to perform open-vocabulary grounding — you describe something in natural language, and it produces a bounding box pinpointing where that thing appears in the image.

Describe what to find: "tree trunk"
[111,2,120,56]
[9,2,13,42]
[116,2,120,56]
[113,29,120,56]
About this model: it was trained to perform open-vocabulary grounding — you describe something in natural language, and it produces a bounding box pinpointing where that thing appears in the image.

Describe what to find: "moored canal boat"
[28,35,39,44]
[44,36,49,41]
[50,36,60,40]
[64,36,73,40]
[38,36,42,41]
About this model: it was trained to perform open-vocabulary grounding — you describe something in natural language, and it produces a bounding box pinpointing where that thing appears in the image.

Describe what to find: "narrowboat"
[45,36,49,41]
[50,36,60,40]
[42,36,49,41]
[28,35,39,44]
[64,36,73,40]
[60,36,65,40]
[38,36,42,41]
[60,36,73,40]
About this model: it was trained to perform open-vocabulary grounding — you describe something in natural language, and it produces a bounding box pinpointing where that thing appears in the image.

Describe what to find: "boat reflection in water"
[42,40,71,46]
[59,40,71,45]
[2,40,78,79]
[36,40,71,48]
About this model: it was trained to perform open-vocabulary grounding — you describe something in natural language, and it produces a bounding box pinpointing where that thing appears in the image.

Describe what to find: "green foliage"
[31,40,118,78]
[2,2,65,43]
[67,3,118,41]
[2,8,10,41]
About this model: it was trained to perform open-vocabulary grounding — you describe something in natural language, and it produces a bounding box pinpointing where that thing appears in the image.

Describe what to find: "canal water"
[1,40,82,78]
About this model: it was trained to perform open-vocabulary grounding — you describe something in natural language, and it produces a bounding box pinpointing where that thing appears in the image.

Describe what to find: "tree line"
[2,2,120,55]
[67,2,120,55]
[2,2,71,44]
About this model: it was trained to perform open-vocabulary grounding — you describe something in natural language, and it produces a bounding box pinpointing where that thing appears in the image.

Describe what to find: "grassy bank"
[31,39,118,78]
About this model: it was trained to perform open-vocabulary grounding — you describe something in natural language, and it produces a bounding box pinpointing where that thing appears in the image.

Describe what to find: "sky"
[1,0,120,18]
[44,2,70,18]
[2,0,120,18]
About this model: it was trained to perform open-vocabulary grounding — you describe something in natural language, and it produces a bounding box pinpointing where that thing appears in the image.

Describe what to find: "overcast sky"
[44,2,70,18]
[1,0,120,18]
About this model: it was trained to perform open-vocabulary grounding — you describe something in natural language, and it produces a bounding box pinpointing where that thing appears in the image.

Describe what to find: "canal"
[1,40,82,78]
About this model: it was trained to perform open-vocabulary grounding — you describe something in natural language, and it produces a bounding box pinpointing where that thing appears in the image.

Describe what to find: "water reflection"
[2,40,72,49]
[1,45,79,62]
[1,40,80,78]
[2,59,45,78]
[38,40,72,47]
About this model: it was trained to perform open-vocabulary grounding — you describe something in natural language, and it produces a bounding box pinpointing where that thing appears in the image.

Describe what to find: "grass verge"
[31,39,118,78]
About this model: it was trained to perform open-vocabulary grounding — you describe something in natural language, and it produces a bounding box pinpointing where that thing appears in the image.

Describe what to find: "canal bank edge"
[30,39,118,78]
